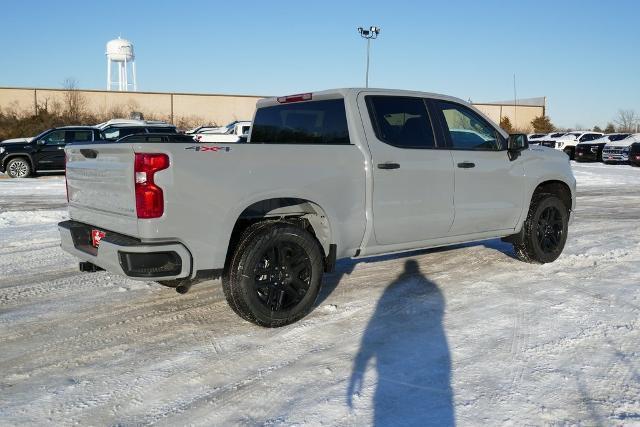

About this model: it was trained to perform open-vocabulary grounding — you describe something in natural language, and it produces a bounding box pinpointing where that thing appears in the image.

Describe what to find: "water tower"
[106,37,137,91]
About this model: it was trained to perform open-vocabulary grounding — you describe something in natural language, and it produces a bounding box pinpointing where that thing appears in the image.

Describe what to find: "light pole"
[357,26,380,88]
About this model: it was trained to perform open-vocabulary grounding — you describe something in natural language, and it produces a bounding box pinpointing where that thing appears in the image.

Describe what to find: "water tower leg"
[119,62,124,91]
[132,61,137,92]
[124,57,128,91]
[107,58,111,90]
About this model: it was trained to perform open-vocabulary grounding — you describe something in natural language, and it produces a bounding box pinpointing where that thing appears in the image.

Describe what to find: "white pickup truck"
[194,120,251,143]
[59,88,576,327]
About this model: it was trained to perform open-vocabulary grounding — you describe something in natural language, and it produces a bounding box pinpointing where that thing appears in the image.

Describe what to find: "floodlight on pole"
[357,26,380,88]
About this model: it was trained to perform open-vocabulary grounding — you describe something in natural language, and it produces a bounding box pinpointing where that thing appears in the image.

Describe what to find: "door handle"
[377,162,400,170]
[457,162,475,169]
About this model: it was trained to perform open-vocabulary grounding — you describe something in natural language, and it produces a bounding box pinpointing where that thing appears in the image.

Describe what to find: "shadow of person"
[347,259,454,426]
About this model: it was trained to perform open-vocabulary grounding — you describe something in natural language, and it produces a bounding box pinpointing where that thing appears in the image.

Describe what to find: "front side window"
[251,99,350,144]
[366,96,436,149]
[437,101,503,150]
[42,130,66,145]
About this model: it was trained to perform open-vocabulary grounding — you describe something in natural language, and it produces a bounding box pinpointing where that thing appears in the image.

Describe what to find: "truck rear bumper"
[58,220,192,281]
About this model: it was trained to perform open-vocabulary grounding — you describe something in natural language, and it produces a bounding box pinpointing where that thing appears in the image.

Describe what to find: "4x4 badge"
[185,146,231,152]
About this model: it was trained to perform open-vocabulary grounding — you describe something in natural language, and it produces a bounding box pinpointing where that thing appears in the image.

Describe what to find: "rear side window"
[146,127,176,134]
[67,130,93,142]
[437,101,504,151]
[366,96,436,149]
[250,99,350,144]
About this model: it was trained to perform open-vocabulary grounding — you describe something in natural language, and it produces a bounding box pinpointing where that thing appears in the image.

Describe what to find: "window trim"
[433,100,507,152]
[249,98,352,145]
[365,95,440,150]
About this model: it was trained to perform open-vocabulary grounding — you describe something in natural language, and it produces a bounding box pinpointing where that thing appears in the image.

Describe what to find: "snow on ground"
[1,163,639,426]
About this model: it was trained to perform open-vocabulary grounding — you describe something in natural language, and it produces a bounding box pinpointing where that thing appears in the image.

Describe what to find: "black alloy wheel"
[536,206,564,254]
[253,241,312,312]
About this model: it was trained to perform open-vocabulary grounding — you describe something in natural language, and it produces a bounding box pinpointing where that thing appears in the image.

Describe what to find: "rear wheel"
[513,194,569,264]
[222,222,324,327]
[6,158,31,178]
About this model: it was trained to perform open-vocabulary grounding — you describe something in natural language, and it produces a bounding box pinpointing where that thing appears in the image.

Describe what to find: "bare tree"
[62,78,87,122]
[614,109,639,133]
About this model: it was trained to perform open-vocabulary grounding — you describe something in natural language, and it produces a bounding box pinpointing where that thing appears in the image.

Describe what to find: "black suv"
[0,127,100,178]
[98,120,177,141]
[1,121,178,178]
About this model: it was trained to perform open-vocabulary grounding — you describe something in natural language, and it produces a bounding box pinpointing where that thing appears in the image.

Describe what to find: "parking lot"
[1,162,639,425]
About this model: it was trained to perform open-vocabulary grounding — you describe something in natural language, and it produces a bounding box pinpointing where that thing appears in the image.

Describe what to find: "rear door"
[359,94,455,245]
[432,100,525,236]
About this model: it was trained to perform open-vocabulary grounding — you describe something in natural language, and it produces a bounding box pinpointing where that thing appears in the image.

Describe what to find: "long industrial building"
[0,86,545,130]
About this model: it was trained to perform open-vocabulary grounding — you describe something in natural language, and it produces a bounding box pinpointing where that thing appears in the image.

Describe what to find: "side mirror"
[237,135,248,143]
[36,139,46,145]
[508,134,528,160]
[508,134,528,151]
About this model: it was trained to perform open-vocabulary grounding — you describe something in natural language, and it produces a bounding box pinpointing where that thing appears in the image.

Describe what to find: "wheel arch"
[532,180,573,212]
[225,197,333,268]
[3,153,35,171]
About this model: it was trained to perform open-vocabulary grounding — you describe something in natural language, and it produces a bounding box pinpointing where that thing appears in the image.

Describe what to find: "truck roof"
[257,88,469,108]
[257,88,507,138]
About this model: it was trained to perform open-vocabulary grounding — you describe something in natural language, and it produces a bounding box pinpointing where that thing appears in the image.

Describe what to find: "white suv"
[602,133,640,163]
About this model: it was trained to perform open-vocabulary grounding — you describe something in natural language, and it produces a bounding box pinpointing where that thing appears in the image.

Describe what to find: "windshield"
[609,134,630,141]
[550,132,565,138]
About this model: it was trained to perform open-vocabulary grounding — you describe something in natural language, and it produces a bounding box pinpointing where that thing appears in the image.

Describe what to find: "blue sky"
[1,0,638,128]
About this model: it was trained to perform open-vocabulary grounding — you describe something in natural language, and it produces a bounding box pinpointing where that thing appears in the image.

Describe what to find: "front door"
[432,100,525,235]
[359,94,455,246]
[34,130,67,170]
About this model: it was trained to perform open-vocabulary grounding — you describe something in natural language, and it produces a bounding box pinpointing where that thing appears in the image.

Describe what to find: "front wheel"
[222,222,324,327]
[513,194,569,264]
[6,158,32,178]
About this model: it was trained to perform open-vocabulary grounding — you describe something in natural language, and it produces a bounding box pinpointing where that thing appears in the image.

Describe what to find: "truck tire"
[513,194,569,264]
[222,221,324,327]
[6,157,32,178]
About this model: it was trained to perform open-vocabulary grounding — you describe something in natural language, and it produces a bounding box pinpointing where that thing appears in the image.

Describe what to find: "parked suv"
[602,134,640,163]
[96,119,177,141]
[575,133,630,162]
[60,88,576,327]
[0,126,100,178]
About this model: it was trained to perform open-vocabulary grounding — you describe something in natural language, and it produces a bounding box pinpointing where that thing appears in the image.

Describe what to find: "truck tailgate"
[66,144,138,236]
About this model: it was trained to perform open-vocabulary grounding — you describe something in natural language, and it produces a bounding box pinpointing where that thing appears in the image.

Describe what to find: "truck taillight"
[134,153,169,219]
